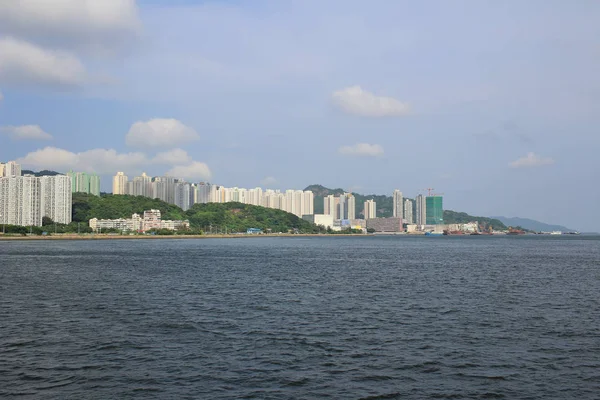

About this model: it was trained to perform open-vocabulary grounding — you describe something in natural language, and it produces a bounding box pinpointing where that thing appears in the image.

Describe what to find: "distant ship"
[507,227,525,235]
[550,231,562,235]
[425,231,443,237]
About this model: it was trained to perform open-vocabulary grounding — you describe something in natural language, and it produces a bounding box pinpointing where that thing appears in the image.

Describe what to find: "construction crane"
[422,188,435,196]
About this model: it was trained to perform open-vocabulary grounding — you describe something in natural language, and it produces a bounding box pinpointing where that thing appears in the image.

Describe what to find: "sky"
[0,0,599,231]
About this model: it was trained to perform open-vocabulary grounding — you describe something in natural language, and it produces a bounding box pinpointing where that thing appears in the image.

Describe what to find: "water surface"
[1,236,599,399]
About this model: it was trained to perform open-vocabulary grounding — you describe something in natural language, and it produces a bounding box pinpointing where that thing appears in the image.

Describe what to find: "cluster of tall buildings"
[112,172,314,217]
[324,193,356,219]
[321,189,444,232]
[67,171,100,196]
[0,161,72,227]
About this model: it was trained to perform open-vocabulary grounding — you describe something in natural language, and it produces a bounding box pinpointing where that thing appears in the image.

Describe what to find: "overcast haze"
[0,0,598,231]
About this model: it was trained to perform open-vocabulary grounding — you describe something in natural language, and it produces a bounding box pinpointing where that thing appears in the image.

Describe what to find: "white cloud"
[509,152,555,168]
[0,37,86,87]
[152,148,192,165]
[0,125,53,140]
[338,143,384,157]
[260,176,278,187]
[165,162,212,181]
[332,86,410,117]
[126,118,200,149]
[16,146,148,174]
[0,0,141,55]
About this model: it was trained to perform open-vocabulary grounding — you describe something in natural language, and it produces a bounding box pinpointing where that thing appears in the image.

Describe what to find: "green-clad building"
[426,196,443,225]
[67,171,101,196]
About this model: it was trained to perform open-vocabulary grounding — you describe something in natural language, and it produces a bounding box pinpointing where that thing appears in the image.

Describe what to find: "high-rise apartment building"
[393,190,403,221]
[67,171,100,196]
[426,196,443,225]
[0,176,40,226]
[0,166,70,227]
[364,199,376,219]
[324,195,336,216]
[40,175,72,224]
[303,191,314,216]
[0,161,21,177]
[404,199,414,224]
[113,172,128,195]
[17,175,42,226]
[174,182,191,211]
[416,194,427,225]
[337,193,355,220]
[132,172,152,197]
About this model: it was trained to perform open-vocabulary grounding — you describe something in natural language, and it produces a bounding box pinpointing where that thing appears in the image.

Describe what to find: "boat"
[443,230,465,236]
[425,231,443,236]
[507,227,525,235]
[550,231,562,235]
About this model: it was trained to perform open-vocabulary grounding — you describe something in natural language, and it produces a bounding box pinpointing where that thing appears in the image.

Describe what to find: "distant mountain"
[490,216,574,232]
[21,169,62,177]
[445,211,507,230]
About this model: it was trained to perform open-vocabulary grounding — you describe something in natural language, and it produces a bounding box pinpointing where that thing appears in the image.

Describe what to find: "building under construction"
[426,195,444,225]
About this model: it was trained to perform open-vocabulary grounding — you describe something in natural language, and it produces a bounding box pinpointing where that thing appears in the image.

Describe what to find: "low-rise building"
[303,214,334,229]
[89,209,189,233]
[366,217,403,233]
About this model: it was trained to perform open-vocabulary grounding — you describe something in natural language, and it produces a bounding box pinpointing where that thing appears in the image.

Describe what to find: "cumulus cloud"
[332,86,410,117]
[126,118,200,149]
[16,146,148,174]
[260,176,278,187]
[0,37,86,87]
[0,125,53,140]
[0,0,141,55]
[152,148,192,165]
[338,143,384,157]
[509,152,555,168]
[165,162,212,181]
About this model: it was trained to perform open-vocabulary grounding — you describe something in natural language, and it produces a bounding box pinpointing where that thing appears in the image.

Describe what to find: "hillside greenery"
[185,202,323,233]
[21,170,62,177]
[72,193,187,222]
[443,211,507,230]
[71,193,324,233]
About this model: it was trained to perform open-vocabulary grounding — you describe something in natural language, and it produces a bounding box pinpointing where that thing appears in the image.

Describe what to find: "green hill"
[185,202,320,233]
[490,216,572,232]
[21,169,62,177]
[72,193,187,222]
[444,210,507,230]
[72,193,322,233]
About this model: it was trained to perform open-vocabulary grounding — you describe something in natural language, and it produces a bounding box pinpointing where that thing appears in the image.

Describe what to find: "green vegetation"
[72,193,186,222]
[71,193,325,234]
[185,202,323,233]
[443,210,507,230]
[21,170,61,177]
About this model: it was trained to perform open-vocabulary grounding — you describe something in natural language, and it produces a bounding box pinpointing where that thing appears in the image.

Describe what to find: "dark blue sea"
[1,236,599,399]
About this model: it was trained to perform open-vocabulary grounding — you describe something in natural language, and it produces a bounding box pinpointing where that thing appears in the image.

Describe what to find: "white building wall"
[40,175,72,224]
[393,190,403,221]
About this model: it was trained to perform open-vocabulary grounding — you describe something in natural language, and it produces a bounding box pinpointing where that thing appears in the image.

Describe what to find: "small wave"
[359,392,403,400]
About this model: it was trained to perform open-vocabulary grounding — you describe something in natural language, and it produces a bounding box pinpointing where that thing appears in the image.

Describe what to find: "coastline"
[0,233,373,241]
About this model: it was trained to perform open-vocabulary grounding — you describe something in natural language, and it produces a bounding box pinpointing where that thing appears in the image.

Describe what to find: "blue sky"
[0,0,598,231]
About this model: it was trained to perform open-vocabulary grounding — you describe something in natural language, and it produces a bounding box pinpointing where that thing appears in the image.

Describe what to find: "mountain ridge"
[490,216,574,232]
